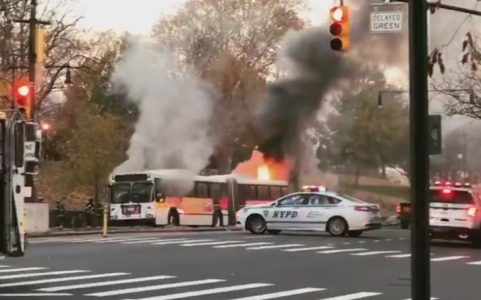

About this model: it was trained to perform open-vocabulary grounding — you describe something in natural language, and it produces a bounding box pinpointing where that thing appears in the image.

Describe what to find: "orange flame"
[232,150,291,181]
[257,165,271,180]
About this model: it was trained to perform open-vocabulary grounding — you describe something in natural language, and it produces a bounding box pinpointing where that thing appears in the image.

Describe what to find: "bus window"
[209,183,222,200]
[132,182,153,203]
[196,182,208,198]
[111,183,130,204]
[270,186,282,199]
[258,185,269,200]
[242,185,256,199]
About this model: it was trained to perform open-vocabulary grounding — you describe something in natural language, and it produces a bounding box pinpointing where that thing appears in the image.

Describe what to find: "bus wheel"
[247,215,266,234]
[212,211,222,227]
[168,210,179,226]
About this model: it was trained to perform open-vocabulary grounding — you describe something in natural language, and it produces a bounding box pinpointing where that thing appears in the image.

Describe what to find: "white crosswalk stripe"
[94,237,161,243]
[0,267,47,273]
[227,287,325,300]
[0,265,9,268]
[181,241,243,247]
[283,246,334,252]
[386,254,411,258]
[318,292,382,299]
[131,283,274,300]
[431,256,469,262]
[37,275,176,292]
[351,251,401,256]
[0,272,128,288]
[152,239,214,245]
[318,248,367,254]
[213,242,273,248]
[467,260,481,265]
[247,244,304,250]
[0,270,88,280]
[0,293,72,297]
[123,238,188,244]
[86,279,225,297]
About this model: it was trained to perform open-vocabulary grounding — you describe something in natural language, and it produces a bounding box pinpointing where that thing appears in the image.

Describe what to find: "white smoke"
[112,37,215,175]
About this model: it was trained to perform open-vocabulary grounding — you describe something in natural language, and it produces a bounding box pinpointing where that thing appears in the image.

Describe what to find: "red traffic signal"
[329,6,350,52]
[13,79,31,107]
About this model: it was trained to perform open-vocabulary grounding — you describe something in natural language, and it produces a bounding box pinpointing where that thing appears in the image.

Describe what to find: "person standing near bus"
[55,198,66,229]
[84,198,95,227]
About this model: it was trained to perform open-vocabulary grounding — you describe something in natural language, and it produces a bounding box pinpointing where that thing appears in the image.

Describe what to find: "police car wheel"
[327,217,348,237]
[248,215,266,234]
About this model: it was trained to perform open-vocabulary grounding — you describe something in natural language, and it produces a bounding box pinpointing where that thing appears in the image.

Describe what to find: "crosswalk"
[0,264,414,299]
[29,235,481,267]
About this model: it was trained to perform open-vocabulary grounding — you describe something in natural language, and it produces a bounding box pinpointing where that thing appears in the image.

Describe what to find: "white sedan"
[235,191,382,237]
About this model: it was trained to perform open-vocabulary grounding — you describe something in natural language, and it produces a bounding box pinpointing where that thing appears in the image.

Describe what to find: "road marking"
[0,265,9,268]
[38,275,176,292]
[244,236,274,239]
[0,272,128,288]
[0,293,72,297]
[352,251,401,256]
[386,254,411,258]
[399,237,406,240]
[123,238,188,245]
[86,279,225,297]
[318,248,367,254]
[373,240,380,243]
[358,241,366,244]
[318,292,382,299]
[181,241,243,247]
[227,287,325,300]
[343,242,351,245]
[247,244,304,250]
[0,267,47,273]
[0,270,88,280]
[94,237,161,243]
[283,246,334,252]
[467,260,481,265]
[152,239,214,245]
[213,242,273,248]
[132,283,274,300]
[385,239,393,241]
[430,256,469,262]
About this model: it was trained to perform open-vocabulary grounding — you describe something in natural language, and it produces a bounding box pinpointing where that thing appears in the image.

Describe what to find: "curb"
[28,226,243,238]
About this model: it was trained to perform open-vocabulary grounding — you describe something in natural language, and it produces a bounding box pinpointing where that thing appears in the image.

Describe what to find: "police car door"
[304,193,335,231]
[267,193,309,230]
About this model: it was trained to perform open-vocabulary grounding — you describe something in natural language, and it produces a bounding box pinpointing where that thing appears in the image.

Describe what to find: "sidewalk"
[28,226,242,238]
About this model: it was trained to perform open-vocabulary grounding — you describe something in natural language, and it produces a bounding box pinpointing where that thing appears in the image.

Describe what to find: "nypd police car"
[236,187,382,237]
[429,182,481,244]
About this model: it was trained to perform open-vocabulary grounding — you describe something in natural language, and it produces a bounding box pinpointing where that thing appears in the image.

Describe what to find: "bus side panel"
[154,197,181,225]
[178,197,214,226]
[227,179,239,226]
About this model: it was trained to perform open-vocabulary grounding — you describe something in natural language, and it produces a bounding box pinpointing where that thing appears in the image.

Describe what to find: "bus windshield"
[132,182,153,203]
[111,183,131,204]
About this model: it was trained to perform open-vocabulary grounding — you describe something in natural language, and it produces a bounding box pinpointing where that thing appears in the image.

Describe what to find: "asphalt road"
[1,228,480,300]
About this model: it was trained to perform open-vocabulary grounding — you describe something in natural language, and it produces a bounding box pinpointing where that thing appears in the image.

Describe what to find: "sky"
[54,0,331,35]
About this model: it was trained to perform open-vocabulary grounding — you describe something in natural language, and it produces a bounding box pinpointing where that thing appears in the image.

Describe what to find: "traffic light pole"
[408,1,430,299]
[28,0,37,121]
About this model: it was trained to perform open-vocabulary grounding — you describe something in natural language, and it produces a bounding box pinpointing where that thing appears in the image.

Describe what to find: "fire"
[257,165,271,180]
[232,150,291,181]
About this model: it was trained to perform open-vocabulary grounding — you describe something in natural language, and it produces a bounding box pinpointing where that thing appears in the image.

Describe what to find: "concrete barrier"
[25,203,49,233]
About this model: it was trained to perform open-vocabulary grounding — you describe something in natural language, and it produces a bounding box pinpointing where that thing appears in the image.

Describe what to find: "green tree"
[318,72,409,184]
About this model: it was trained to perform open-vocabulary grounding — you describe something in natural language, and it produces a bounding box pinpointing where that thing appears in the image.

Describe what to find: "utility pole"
[14,0,50,121]
[409,1,430,299]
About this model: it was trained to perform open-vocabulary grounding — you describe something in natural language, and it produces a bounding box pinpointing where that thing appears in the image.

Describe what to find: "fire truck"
[0,110,40,257]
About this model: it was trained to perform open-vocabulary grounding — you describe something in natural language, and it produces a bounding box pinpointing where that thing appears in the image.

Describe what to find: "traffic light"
[12,78,32,117]
[329,5,350,52]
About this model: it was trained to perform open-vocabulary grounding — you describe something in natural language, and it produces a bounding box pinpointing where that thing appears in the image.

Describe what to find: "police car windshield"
[430,189,474,204]
[111,183,130,204]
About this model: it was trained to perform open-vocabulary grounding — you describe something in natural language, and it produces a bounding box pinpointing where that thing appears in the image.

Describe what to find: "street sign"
[370,3,405,33]
[428,115,442,155]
